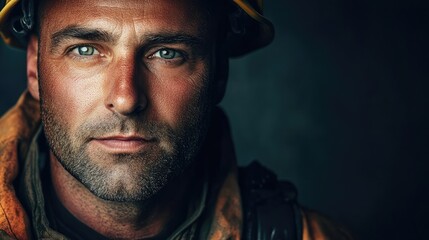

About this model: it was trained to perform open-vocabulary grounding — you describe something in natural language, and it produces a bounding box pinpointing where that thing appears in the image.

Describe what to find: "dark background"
[1,0,428,239]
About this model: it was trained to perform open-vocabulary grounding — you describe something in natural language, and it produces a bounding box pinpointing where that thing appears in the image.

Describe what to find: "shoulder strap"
[239,161,303,240]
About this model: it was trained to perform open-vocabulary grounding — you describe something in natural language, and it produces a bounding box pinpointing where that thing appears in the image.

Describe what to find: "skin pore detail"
[29,0,224,238]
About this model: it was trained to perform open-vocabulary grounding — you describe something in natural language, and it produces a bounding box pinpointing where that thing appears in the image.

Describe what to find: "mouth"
[90,135,155,153]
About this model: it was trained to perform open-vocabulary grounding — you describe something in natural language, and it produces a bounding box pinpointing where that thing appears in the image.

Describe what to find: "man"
[0,0,353,239]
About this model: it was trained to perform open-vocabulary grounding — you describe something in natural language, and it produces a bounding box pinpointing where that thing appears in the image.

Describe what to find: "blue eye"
[153,49,182,59]
[71,46,99,56]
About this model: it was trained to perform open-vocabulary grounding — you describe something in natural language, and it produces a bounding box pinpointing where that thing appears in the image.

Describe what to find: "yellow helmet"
[0,0,274,57]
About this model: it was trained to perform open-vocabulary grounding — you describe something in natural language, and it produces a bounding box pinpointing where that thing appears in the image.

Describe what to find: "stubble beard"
[40,99,209,202]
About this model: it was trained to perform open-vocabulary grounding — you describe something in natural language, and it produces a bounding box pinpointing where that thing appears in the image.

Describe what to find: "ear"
[27,35,40,101]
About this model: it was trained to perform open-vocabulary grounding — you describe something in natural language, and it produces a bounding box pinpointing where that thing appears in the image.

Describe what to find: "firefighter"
[0,0,352,239]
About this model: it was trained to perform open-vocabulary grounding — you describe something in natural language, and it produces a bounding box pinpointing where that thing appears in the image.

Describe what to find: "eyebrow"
[143,34,203,46]
[50,26,206,52]
[142,33,205,52]
[51,26,118,50]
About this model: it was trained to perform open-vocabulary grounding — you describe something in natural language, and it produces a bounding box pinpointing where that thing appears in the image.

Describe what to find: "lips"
[91,135,155,153]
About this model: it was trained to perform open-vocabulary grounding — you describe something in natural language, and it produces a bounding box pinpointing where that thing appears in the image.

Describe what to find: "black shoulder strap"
[239,161,303,240]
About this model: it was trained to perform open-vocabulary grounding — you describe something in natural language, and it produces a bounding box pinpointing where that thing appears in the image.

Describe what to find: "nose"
[105,57,147,116]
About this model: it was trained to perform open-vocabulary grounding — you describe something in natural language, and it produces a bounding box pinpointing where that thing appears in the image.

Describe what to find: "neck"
[49,152,195,239]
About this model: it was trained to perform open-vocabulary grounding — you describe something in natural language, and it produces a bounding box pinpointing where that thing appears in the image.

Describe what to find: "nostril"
[105,91,147,116]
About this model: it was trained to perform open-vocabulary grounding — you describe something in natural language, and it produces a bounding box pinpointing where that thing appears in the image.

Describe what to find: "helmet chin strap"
[11,0,34,46]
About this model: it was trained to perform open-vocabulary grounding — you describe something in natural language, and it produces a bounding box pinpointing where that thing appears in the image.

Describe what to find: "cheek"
[149,70,212,129]
[39,58,104,131]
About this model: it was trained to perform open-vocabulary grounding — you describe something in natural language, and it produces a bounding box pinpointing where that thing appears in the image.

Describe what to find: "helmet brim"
[0,0,275,57]
[227,0,275,57]
[0,0,21,48]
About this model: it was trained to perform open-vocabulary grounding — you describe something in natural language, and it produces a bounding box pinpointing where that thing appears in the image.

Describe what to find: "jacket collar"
[0,91,40,240]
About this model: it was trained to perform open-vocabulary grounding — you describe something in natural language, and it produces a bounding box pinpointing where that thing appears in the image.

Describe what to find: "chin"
[61,150,185,202]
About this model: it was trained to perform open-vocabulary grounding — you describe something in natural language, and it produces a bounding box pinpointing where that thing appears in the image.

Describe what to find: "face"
[32,0,222,201]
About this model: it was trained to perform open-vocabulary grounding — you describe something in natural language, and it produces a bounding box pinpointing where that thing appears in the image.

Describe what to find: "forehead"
[39,0,215,38]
